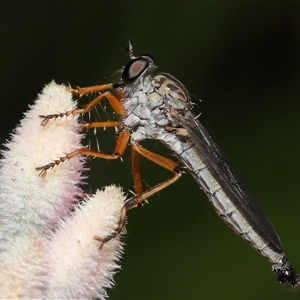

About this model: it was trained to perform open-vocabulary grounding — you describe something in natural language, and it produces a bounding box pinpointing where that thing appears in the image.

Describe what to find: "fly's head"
[120,41,157,95]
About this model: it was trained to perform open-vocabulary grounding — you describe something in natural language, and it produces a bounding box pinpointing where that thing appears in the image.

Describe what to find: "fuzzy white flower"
[46,187,124,299]
[0,82,125,299]
[0,81,85,249]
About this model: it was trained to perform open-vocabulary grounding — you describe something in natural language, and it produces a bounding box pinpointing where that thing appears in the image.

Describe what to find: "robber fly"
[36,42,298,288]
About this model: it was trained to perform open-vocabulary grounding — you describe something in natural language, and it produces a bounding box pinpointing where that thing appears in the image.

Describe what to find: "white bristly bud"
[46,186,125,299]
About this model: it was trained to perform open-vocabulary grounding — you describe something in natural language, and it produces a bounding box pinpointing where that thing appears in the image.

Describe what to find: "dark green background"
[1,1,300,299]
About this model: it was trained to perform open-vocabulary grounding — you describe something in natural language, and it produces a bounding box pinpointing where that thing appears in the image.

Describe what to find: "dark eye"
[122,57,149,85]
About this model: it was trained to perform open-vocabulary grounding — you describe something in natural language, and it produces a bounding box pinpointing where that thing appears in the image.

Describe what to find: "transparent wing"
[177,112,282,251]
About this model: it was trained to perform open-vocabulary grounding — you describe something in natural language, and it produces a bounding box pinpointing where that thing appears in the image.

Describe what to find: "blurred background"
[1,2,300,299]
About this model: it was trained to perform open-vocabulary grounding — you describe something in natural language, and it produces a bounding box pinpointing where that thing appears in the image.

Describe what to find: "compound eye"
[122,57,149,85]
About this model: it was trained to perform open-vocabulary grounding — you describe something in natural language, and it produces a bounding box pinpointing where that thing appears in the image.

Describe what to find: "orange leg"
[81,121,121,129]
[95,140,183,248]
[40,84,125,126]
[126,140,183,208]
[131,143,144,196]
[40,91,125,126]
[70,83,115,95]
[36,129,130,176]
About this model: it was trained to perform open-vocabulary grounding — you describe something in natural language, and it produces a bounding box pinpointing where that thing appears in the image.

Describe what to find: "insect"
[36,42,298,288]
